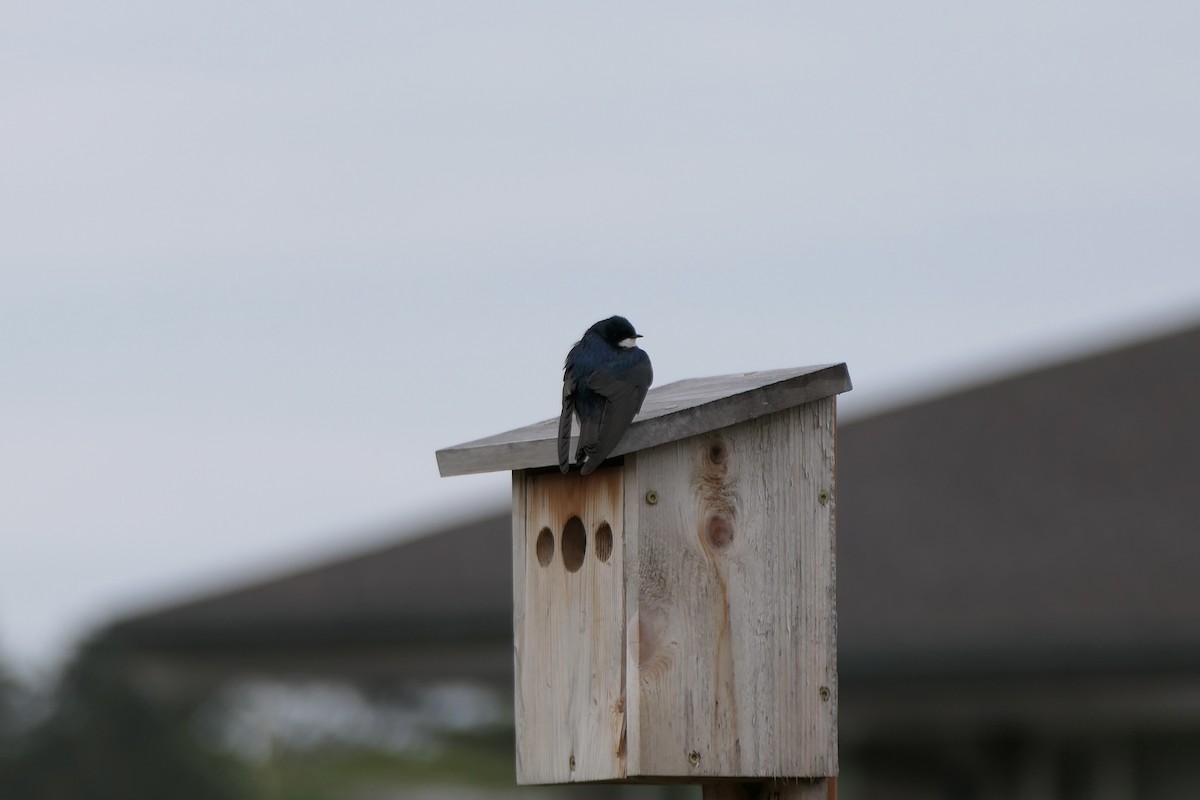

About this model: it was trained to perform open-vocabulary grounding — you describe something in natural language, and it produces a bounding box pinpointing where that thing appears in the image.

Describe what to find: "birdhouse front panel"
[512,466,627,784]
[624,398,838,779]
[446,364,851,786]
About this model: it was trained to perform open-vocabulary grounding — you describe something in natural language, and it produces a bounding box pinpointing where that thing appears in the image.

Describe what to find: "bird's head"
[592,315,643,348]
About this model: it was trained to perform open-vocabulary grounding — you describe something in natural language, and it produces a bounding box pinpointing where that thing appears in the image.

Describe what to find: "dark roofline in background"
[108,505,509,625]
[835,314,1200,674]
[843,316,1200,425]
[99,508,513,651]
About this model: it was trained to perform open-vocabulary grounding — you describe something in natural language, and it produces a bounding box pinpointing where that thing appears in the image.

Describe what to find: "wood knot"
[637,605,672,679]
[705,513,735,550]
[695,435,737,553]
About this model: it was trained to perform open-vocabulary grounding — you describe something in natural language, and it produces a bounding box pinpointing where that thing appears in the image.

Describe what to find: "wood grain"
[513,467,627,784]
[626,398,838,779]
[510,396,839,784]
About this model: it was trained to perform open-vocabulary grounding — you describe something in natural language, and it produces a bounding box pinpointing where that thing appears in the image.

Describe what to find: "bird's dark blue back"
[567,333,632,423]
[558,316,653,474]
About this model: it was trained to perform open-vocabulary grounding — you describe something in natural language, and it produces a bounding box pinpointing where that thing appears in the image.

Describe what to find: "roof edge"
[437,362,851,477]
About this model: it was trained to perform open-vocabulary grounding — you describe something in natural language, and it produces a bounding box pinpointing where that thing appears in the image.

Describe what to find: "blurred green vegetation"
[0,642,250,800]
[0,644,525,800]
[247,734,516,800]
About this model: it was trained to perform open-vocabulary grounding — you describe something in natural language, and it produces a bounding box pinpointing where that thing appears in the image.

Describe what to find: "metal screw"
[645,490,659,505]
[819,686,831,702]
[688,749,701,766]
[817,490,829,506]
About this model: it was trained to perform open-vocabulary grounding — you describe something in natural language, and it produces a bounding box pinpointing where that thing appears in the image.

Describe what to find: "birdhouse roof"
[436,362,851,477]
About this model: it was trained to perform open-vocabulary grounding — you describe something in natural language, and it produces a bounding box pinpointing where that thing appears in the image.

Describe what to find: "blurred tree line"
[0,641,248,800]
[0,642,523,800]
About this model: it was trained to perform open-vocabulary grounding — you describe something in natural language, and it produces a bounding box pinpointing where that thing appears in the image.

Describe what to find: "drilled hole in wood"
[535,527,554,567]
[594,522,613,563]
[562,516,586,572]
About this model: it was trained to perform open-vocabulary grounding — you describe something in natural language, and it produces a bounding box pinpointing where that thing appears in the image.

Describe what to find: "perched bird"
[558,315,653,475]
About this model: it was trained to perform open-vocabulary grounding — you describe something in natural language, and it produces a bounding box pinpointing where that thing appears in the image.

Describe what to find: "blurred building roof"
[102,319,1200,687]
[838,318,1200,677]
[102,513,515,685]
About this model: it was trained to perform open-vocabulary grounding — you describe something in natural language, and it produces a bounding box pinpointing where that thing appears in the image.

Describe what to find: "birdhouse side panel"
[625,399,838,779]
[513,467,627,784]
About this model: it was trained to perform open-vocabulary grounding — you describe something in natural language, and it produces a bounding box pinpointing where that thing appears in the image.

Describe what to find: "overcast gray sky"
[3,2,1199,674]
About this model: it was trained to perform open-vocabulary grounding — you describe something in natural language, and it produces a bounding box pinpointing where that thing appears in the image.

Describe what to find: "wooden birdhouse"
[436,363,851,789]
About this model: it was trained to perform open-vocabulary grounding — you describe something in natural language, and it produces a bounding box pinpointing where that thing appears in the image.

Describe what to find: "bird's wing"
[580,359,652,475]
[558,368,577,473]
[575,416,601,469]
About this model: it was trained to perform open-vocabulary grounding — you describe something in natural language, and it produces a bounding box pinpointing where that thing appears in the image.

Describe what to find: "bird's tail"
[557,401,573,473]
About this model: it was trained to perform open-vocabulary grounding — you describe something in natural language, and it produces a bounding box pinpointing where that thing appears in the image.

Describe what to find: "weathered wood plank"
[622,452,643,777]
[510,471,528,781]
[436,363,851,476]
[626,399,838,779]
[514,467,627,784]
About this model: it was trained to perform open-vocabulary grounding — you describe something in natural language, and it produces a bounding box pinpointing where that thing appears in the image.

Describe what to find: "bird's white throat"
[618,337,638,348]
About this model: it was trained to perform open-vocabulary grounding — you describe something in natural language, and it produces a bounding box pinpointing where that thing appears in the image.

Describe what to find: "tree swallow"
[558,315,653,475]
